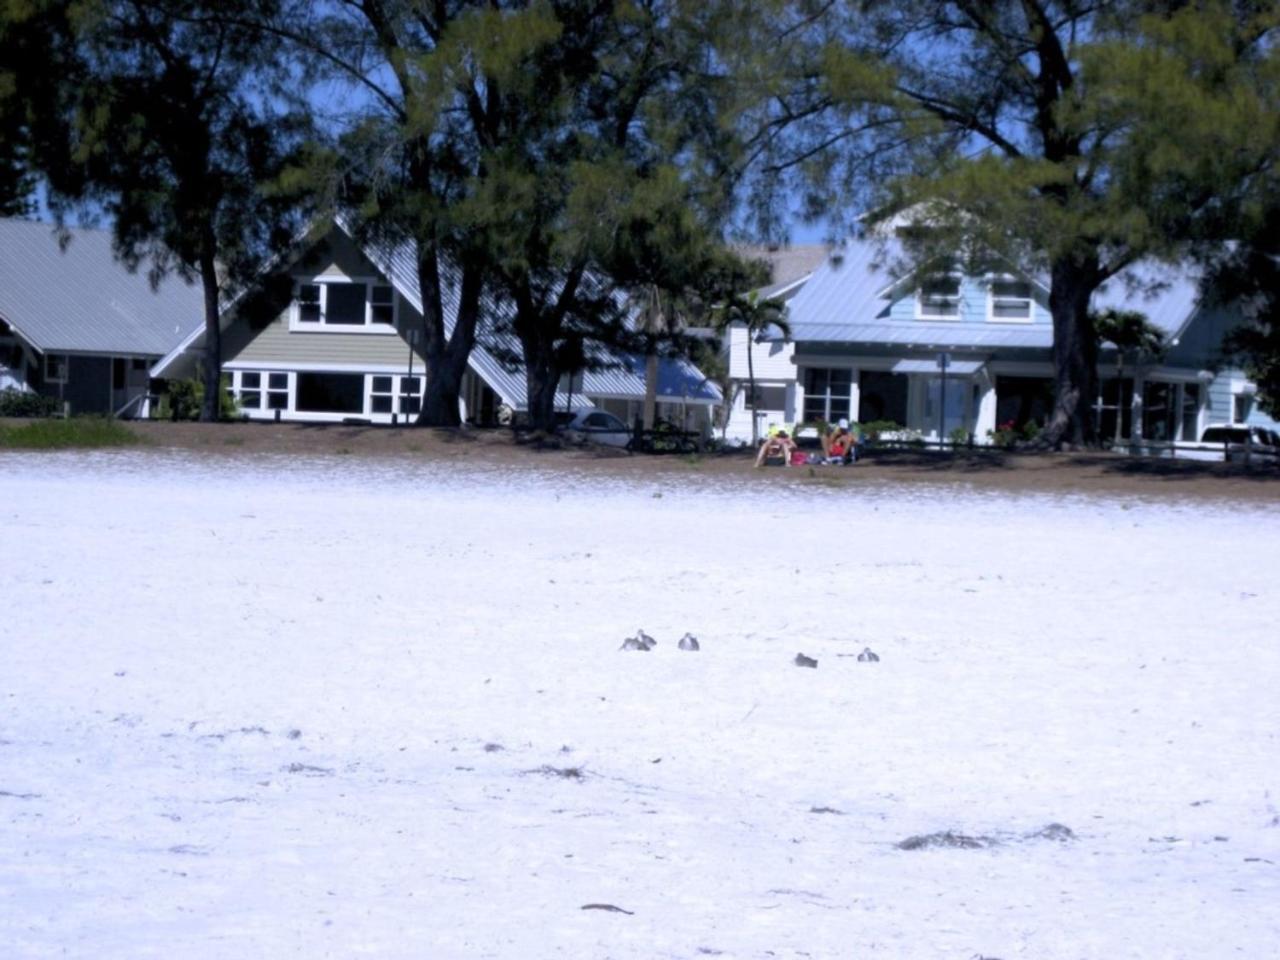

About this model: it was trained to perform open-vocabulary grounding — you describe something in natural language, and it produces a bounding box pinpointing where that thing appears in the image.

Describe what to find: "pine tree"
[764,0,1279,447]
[36,0,312,422]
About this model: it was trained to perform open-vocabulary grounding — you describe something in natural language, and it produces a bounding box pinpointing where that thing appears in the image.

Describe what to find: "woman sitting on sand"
[821,419,858,464]
[754,430,797,467]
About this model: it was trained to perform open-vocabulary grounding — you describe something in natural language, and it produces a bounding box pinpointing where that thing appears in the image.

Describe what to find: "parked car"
[1197,424,1280,462]
[562,408,633,448]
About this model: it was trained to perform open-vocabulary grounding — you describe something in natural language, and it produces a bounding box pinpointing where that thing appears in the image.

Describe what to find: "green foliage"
[987,419,1041,448]
[0,416,139,449]
[948,426,970,446]
[1094,309,1168,364]
[988,422,1018,448]
[161,377,236,421]
[1210,184,1280,418]
[322,0,750,430]
[0,388,60,418]
[855,420,901,441]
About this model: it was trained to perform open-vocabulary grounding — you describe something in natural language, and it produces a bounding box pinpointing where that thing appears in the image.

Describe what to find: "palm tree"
[1093,308,1167,445]
[713,291,789,445]
[634,284,669,432]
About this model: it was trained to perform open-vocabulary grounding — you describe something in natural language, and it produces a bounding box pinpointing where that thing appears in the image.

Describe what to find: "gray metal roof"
[785,233,1203,349]
[1092,261,1203,339]
[796,320,1052,349]
[363,226,720,409]
[0,218,203,355]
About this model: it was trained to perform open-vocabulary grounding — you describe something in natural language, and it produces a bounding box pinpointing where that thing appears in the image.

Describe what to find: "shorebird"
[678,633,700,651]
[794,653,818,668]
[619,636,649,651]
[636,629,657,650]
[857,647,880,662]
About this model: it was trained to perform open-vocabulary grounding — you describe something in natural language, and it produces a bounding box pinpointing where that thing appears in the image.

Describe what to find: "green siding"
[224,227,427,368]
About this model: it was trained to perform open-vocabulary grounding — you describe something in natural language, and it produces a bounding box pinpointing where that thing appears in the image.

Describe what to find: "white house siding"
[726,326,795,380]
[719,325,799,442]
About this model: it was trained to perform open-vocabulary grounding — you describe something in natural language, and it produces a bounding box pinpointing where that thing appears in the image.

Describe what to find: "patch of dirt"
[98,421,1280,502]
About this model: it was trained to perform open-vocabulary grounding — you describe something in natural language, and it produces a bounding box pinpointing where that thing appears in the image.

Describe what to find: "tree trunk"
[420,359,463,426]
[1041,255,1101,448]
[1113,359,1124,447]
[522,333,559,432]
[643,351,658,429]
[415,242,483,428]
[746,325,759,446]
[197,227,222,423]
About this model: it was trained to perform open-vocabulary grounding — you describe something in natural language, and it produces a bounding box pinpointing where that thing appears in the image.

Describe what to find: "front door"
[111,357,152,415]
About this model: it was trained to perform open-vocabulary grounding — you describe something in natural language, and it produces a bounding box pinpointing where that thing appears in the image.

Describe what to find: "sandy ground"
[101,420,1280,504]
[1,452,1277,959]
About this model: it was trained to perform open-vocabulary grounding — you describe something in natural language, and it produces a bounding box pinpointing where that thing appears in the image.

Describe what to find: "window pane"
[298,284,321,322]
[371,395,393,413]
[296,372,365,413]
[372,376,393,393]
[992,280,1030,299]
[921,278,960,297]
[400,396,421,414]
[992,301,1030,319]
[268,372,288,389]
[920,278,960,317]
[242,372,261,388]
[401,376,422,393]
[1181,384,1200,439]
[240,391,261,409]
[371,304,394,325]
[266,391,288,410]
[325,284,366,325]
[372,285,393,304]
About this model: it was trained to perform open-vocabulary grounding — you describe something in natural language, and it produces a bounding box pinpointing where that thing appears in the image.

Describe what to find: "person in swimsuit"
[754,429,797,467]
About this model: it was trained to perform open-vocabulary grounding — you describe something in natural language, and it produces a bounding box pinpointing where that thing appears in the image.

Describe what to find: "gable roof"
[0,218,204,356]
[154,218,720,408]
[784,233,1203,346]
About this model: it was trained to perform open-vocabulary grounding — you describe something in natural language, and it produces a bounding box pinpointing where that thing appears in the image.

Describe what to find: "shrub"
[857,419,904,441]
[988,419,1019,447]
[0,388,61,418]
[158,376,237,421]
[949,426,971,446]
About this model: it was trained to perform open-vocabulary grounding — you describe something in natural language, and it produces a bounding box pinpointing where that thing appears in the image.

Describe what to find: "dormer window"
[917,277,961,320]
[988,278,1033,322]
[292,279,397,330]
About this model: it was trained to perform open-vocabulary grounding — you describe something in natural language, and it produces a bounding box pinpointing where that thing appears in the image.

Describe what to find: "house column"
[788,367,805,427]
[975,367,997,443]
[1129,372,1145,441]
[848,368,861,425]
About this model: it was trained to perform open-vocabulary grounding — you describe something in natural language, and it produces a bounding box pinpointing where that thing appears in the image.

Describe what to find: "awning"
[890,358,986,375]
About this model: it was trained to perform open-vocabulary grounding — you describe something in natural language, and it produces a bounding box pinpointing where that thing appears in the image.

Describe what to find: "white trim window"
[230,371,290,413]
[987,278,1033,322]
[291,278,398,331]
[369,374,423,417]
[44,353,69,383]
[916,277,961,320]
